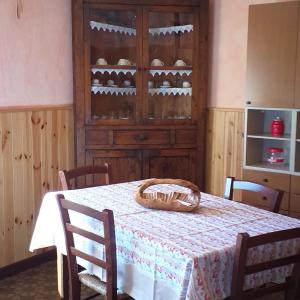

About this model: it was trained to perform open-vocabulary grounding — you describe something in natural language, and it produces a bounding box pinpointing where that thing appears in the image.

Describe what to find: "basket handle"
[137,178,200,196]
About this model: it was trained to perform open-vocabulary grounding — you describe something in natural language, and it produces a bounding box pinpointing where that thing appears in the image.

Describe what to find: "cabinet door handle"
[134,134,148,141]
[246,101,251,105]
[262,178,268,183]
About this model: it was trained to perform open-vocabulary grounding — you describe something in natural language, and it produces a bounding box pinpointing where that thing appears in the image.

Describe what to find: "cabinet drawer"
[243,170,290,192]
[290,175,300,195]
[242,191,289,211]
[290,195,300,213]
[114,130,169,145]
[175,130,197,144]
[86,130,109,145]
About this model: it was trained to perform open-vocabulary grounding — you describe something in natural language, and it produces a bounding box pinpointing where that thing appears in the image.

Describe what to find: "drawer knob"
[262,178,268,183]
[135,134,148,141]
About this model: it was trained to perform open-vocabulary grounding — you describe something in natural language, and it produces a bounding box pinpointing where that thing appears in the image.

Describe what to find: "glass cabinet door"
[85,6,140,124]
[143,7,197,123]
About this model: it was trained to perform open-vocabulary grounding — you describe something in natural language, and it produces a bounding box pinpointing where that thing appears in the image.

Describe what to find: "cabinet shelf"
[91,86,136,96]
[90,20,193,36]
[245,163,290,173]
[148,87,192,96]
[247,133,291,141]
[91,65,136,75]
[149,68,192,76]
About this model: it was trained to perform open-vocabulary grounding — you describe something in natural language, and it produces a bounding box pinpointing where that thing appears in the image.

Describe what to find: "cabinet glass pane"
[87,9,137,122]
[147,11,194,121]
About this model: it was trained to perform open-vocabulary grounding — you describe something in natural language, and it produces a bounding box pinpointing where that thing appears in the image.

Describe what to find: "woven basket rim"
[135,178,200,212]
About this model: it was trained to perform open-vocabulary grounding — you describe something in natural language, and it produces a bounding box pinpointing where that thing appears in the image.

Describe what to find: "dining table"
[29,180,300,300]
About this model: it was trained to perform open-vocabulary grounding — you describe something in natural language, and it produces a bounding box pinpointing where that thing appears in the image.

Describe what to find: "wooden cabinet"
[246,1,299,108]
[143,148,197,182]
[86,149,142,184]
[290,175,300,217]
[72,0,208,186]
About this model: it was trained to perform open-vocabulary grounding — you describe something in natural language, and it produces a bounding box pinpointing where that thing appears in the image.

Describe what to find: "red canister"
[271,117,284,137]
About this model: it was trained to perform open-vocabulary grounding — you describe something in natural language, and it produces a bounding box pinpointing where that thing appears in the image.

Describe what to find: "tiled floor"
[0,260,103,300]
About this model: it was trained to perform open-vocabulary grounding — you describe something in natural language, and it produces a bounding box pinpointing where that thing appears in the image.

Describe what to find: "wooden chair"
[223,176,284,213]
[231,227,300,300]
[56,194,131,300]
[59,164,111,190]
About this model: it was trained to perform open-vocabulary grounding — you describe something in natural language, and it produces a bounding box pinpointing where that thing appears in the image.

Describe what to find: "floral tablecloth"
[29,180,300,300]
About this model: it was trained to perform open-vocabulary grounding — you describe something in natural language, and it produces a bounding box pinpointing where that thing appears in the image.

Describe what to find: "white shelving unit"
[244,107,300,175]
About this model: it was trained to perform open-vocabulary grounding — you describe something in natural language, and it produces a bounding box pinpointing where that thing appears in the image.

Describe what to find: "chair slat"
[70,247,107,270]
[247,227,300,248]
[66,223,105,245]
[61,199,107,222]
[245,254,300,274]
[242,281,291,300]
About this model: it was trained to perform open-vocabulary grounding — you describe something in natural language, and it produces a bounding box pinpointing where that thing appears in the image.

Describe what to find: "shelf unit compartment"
[295,142,300,173]
[296,111,300,140]
[245,138,291,173]
[246,108,292,138]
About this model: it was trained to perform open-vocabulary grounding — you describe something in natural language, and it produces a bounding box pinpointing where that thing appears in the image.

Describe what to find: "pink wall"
[0,0,295,108]
[209,0,297,108]
[0,0,72,107]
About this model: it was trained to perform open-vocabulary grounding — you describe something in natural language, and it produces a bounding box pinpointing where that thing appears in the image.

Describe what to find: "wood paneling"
[205,108,244,197]
[0,106,74,267]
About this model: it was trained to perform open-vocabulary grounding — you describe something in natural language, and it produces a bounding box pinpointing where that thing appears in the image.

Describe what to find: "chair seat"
[79,270,107,295]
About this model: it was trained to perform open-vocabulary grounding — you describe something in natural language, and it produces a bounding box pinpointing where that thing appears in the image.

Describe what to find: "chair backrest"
[231,227,300,300]
[59,164,111,190]
[56,194,117,300]
[223,176,284,213]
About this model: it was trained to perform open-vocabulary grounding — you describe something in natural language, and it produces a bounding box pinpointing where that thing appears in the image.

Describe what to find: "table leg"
[57,250,69,300]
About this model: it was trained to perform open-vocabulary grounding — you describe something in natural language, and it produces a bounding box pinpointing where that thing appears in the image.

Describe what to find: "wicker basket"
[135,178,200,212]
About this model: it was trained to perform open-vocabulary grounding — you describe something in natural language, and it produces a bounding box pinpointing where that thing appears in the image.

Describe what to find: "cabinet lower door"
[143,149,197,183]
[86,149,142,184]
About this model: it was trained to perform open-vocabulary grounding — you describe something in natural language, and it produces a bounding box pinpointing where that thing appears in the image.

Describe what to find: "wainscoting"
[205,108,244,197]
[0,105,243,268]
[0,105,74,267]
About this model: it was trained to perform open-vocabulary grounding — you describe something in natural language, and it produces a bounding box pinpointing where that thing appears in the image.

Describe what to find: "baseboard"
[0,249,57,280]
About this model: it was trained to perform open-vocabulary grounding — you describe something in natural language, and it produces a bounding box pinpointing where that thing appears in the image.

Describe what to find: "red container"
[267,147,285,164]
[271,117,284,137]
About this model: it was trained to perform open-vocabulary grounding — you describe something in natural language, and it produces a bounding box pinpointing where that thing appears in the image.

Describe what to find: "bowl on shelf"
[182,81,191,88]
[160,80,171,88]
[117,58,133,66]
[151,58,164,67]
[174,59,187,67]
[96,58,108,65]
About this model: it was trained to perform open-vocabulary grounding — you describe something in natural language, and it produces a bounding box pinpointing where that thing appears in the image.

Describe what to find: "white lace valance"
[91,86,136,96]
[149,25,193,36]
[150,69,192,77]
[90,21,136,36]
[90,21,193,36]
[91,68,136,76]
[148,87,192,96]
